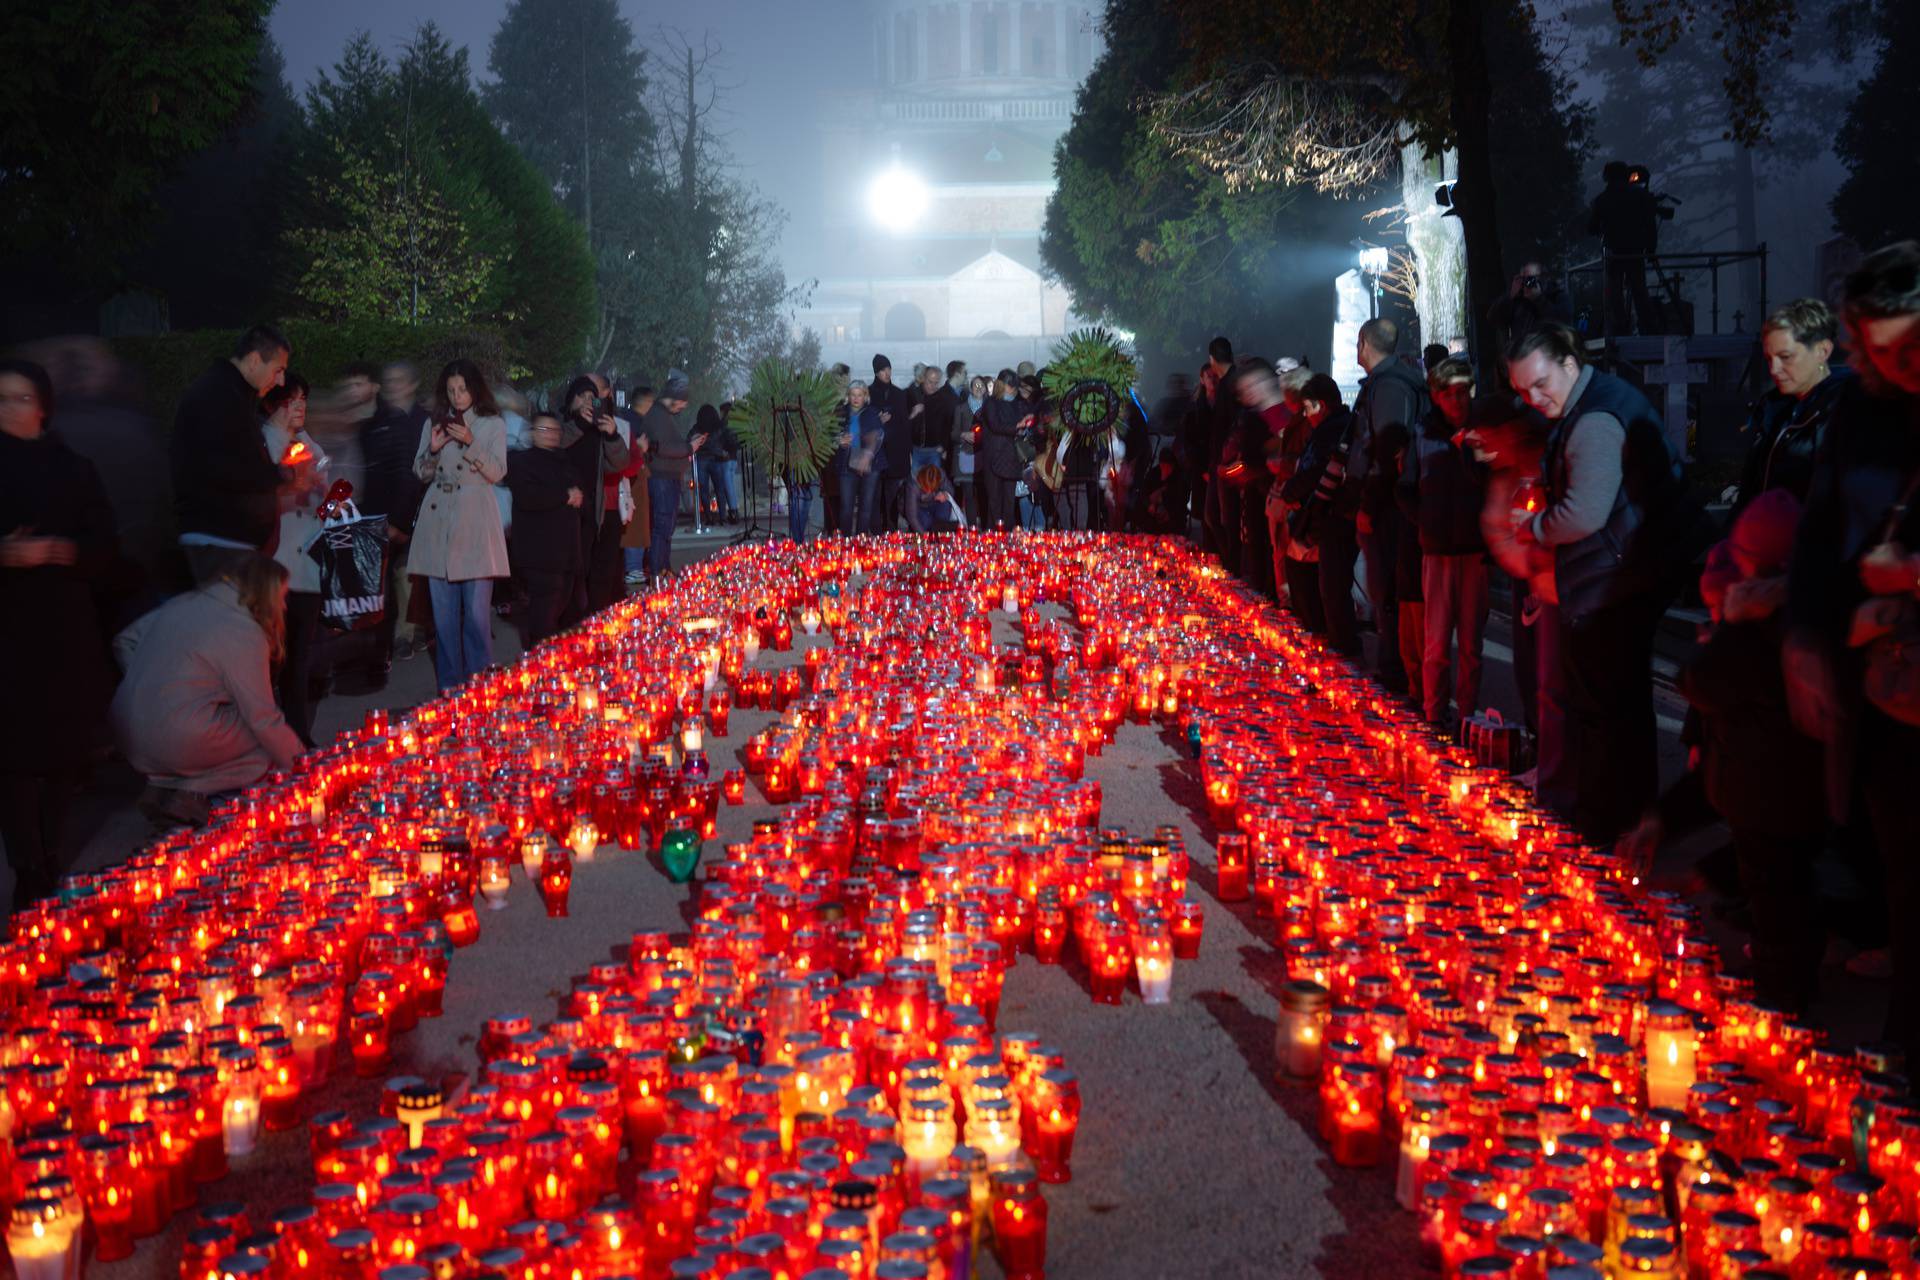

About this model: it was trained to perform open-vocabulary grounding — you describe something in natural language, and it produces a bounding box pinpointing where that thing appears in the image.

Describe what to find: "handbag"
[305,499,390,633]
[1862,468,1920,725]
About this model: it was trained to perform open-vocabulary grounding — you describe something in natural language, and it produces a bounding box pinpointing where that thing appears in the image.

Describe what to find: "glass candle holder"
[1277,980,1330,1082]
[662,822,704,885]
[1027,1069,1081,1185]
[988,1168,1047,1280]
[6,1196,80,1280]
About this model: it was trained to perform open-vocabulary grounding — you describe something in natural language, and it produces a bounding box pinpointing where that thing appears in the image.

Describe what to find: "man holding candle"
[1507,322,1701,846]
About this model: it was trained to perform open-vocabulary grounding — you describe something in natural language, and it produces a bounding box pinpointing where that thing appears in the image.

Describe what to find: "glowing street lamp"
[867,165,931,234]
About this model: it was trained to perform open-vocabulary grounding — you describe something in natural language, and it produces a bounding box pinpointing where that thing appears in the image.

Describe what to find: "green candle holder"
[661,826,703,884]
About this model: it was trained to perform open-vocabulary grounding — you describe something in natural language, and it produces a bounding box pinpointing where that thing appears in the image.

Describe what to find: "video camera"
[1627,164,1679,221]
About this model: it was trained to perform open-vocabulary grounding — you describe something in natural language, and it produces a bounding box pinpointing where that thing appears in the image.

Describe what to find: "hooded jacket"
[1397,406,1489,556]
[1349,358,1428,519]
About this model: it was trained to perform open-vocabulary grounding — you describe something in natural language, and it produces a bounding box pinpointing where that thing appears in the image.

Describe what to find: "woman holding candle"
[1279,373,1364,657]
[411,360,509,690]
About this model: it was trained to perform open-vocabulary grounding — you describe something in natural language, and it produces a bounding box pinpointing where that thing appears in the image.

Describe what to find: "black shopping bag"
[306,501,390,632]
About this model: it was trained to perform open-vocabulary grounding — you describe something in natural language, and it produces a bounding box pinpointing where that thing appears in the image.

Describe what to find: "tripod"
[732,399,816,546]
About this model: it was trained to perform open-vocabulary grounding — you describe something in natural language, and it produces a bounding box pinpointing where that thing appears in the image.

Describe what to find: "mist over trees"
[484,0,800,395]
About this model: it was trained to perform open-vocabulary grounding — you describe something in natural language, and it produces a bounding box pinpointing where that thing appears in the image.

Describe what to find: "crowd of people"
[0,334,750,905]
[1159,241,1920,1060]
[2,239,1918,1056]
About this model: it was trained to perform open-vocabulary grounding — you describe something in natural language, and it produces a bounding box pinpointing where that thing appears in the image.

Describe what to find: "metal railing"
[1562,246,1769,344]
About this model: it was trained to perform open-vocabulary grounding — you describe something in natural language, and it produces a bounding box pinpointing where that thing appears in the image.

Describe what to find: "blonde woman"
[412,359,509,690]
[112,555,303,826]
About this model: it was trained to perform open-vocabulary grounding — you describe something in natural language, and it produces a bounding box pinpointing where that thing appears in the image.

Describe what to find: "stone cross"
[1642,336,1706,464]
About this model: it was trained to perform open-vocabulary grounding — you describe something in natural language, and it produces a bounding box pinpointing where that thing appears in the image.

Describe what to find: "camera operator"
[1590,161,1661,337]
[1487,261,1572,386]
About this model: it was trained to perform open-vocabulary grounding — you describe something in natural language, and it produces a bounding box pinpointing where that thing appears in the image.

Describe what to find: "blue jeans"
[426,577,493,691]
[648,474,680,573]
[788,482,813,541]
[838,467,879,534]
[719,459,740,514]
[910,446,944,478]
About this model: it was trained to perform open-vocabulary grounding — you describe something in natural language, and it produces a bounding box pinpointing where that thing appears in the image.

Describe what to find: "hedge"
[114,319,519,426]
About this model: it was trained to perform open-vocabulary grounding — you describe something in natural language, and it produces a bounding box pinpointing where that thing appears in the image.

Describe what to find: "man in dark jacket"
[1590,161,1659,337]
[869,354,912,530]
[172,323,289,583]
[359,361,429,683]
[1397,357,1491,727]
[921,361,965,477]
[978,370,1029,531]
[1348,318,1426,696]
[504,412,586,645]
[1509,322,1689,845]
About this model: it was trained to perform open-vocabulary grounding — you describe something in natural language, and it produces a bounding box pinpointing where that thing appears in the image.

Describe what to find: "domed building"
[798,0,1103,376]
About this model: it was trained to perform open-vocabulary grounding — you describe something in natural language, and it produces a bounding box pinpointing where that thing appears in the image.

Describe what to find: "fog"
[273,0,1852,360]
[273,0,864,274]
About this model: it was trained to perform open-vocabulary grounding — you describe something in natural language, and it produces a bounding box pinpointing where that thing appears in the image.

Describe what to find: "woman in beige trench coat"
[411,359,509,690]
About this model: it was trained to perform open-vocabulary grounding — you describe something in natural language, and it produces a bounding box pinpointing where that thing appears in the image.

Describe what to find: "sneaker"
[625,569,646,586]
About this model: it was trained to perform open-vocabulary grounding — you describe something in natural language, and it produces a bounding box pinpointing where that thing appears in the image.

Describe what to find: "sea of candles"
[0,531,1912,1280]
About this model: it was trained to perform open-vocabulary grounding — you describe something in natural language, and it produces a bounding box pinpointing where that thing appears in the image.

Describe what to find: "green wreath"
[731,357,842,485]
[1042,326,1136,440]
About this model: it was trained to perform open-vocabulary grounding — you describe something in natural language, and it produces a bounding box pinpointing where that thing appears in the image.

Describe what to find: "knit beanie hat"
[872,354,891,374]
[1729,487,1802,575]
[663,369,691,401]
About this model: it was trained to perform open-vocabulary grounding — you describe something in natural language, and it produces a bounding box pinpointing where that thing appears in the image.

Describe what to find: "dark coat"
[1735,368,1853,511]
[359,400,429,533]
[868,377,913,478]
[0,432,118,772]
[1785,379,1920,820]
[979,396,1028,481]
[1397,407,1489,556]
[921,385,963,454]
[1590,181,1659,254]
[504,447,585,574]
[1350,359,1427,519]
[1680,612,1826,837]
[1789,379,1920,645]
[172,359,278,546]
[1281,407,1359,545]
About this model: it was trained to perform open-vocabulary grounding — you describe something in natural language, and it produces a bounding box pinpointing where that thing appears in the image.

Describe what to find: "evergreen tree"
[1041,0,1332,369]
[0,0,273,278]
[281,24,594,381]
